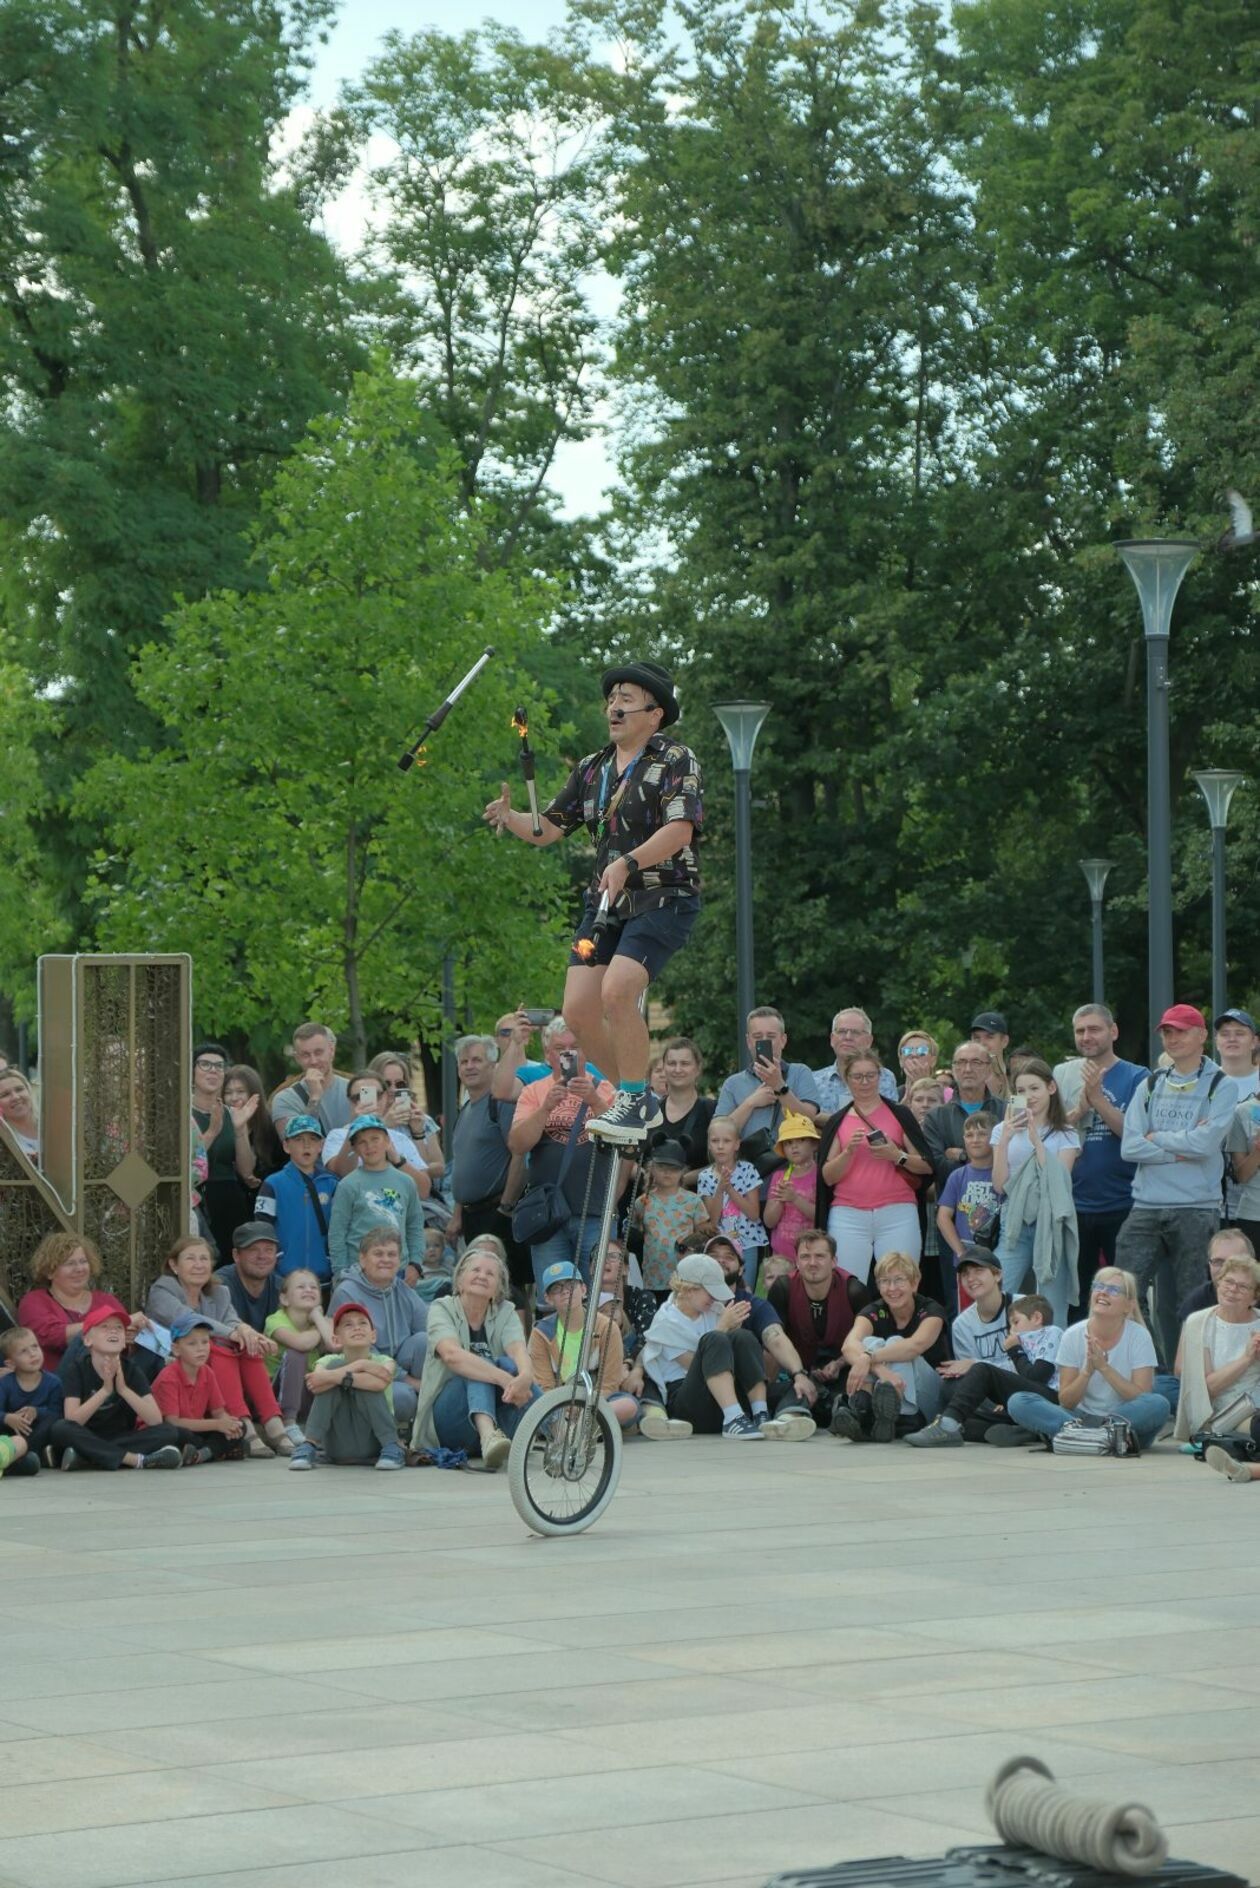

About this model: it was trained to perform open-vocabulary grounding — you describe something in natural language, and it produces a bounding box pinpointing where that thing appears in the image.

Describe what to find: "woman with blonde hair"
[0,1068,40,1161]
[409,1243,534,1468]
[1173,1251,1260,1445]
[1007,1267,1170,1450]
[146,1234,294,1455]
[17,1233,147,1374]
[896,1031,940,1100]
[832,1251,947,1442]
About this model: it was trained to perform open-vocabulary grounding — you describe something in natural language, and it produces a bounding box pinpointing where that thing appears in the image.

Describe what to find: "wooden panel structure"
[0,956,191,1308]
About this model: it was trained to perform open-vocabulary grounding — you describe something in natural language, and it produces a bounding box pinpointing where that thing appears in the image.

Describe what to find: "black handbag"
[511,1105,589,1246]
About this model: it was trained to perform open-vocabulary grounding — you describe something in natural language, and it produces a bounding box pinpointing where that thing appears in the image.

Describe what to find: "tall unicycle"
[509,1145,625,1537]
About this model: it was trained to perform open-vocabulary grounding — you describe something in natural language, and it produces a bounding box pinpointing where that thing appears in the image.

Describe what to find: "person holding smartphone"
[816,1052,933,1285]
[507,1018,619,1298]
[991,1059,1081,1325]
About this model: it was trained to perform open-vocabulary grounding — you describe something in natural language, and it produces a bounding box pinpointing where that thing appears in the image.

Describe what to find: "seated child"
[763,1115,822,1264]
[756,1251,792,1296]
[907,1293,1062,1448]
[151,1311,246,1463]
[0,1326,65,1476]
[406,1225,455,1301]
[264,1268,332,1428]
[257,1114,338,1282]
[50,1305,184,1470]
[630,1141,710,1295]
[289,1302,405,1471]
[529,1260,639,1429]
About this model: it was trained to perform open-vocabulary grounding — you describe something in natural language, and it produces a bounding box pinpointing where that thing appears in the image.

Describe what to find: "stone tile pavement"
[1,1437,1258,1887]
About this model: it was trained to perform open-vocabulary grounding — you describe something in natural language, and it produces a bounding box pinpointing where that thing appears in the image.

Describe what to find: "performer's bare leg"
[563,966,620,1086]
[563,958,650,1090]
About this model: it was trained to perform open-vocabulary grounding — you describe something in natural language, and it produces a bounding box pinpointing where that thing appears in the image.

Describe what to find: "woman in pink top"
[817,1051,932,1283]
[17,1231,145,1372]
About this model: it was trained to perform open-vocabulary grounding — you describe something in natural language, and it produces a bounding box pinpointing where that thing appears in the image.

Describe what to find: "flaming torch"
[512,706,543,837]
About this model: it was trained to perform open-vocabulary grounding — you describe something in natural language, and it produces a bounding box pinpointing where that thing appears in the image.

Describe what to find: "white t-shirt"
[990,1124,1079,1178]
[1205,1311,1260,1412]
[641,1301,717,1394]
[1055,1318,1156,1417]
[323,1126,425,1169]
[951,1296,1010,1364]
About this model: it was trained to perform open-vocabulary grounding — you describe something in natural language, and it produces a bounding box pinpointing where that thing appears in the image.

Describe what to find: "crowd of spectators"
[4,999,1260,1487]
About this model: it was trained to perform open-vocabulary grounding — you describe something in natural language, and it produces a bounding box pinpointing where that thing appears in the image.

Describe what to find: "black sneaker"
[721,1413,764,1439]
[870,1381,900,1443]
[587,1088,662,1146]
[141,1445,184,1470]
[829,1403,866,1442]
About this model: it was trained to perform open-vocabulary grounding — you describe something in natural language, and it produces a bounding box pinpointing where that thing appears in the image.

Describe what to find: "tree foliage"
[78,369,573,1064]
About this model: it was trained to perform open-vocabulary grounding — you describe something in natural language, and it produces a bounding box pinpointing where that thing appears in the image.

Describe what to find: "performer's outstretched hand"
[484,782,512,831]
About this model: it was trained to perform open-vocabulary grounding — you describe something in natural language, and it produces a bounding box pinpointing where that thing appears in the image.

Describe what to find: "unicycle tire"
[508,1383,623,1537]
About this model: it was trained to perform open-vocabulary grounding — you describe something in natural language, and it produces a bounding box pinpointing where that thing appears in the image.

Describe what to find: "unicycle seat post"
[571,1148,624,1392]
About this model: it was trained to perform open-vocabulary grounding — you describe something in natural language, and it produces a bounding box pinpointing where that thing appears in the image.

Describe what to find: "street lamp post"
[1115,537,1198,1056]
[1192,769,1245,1023]
[713,702,771,1060]
[1078,859,1114,1007]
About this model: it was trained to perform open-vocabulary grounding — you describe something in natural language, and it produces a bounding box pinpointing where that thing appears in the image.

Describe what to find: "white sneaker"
[481,1428,512,1472]
[639,1405,692,1440]
[760,1411,815,1442]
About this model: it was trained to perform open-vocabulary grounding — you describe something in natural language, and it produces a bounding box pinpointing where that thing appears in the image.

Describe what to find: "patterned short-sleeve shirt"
[543,733,703,901]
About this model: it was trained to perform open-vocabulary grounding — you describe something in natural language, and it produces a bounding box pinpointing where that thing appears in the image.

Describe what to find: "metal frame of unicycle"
[507,1142,629,1537]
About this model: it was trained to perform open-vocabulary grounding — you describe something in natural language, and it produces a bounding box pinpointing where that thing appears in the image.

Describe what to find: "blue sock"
[750,1397,768,1417]
[621,1079,646,1095]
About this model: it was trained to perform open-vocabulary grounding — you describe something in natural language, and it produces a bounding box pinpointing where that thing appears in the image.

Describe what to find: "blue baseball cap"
[347,1113,387,1140]
[540,1261,582,1293]
[169,1310,216,1340]
[283,1113,323,1140]
[1215,1008,1259,1035]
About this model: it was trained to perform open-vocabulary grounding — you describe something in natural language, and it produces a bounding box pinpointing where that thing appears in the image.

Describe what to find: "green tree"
[78,369,573,1065]
[0,654,70,1017]
[0,0,363,994]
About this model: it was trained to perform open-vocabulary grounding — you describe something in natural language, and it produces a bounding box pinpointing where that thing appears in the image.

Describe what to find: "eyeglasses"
[496,1027,513,1036]
[834,1027,866,1038]
[848,1068,879,1080]
[1093,1283,1127,1298]
[902,1045,932,1058]
[195,1058,225,1071]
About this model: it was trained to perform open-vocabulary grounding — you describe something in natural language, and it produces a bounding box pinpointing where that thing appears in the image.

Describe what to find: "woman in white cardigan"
[1173,1251,1260,1442]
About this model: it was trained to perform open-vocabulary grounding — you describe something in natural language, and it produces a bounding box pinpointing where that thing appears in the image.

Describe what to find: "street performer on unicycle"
[484,658,703,1150]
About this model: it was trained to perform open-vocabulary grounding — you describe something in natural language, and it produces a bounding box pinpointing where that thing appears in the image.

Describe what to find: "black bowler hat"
[601,659,680,727]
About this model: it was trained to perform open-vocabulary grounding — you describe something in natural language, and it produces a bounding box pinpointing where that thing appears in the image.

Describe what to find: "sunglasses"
[902,1045,932,1057]
[1093,1283,1127,1298]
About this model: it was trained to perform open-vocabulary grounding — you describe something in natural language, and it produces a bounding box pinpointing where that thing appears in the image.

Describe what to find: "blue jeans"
[997,1220,1070,1329]
[432,1356,540,1457]
[383,1331,428,1428]
[529,1215,606,1297]
[1007,1389,1171,1451]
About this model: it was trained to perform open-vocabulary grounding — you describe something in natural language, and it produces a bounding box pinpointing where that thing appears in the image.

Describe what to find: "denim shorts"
[568,894,700,980]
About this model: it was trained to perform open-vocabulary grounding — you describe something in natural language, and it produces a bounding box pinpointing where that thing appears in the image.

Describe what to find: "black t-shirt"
[60,1352,152,1438]
[215,1264,281,1334]
[647,1095,715,1172]
[861,1292,950,1368]
[467,1322,494,1364]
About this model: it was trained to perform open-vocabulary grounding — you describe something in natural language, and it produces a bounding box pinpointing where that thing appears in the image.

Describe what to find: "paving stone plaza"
[2,1441,1259,1888]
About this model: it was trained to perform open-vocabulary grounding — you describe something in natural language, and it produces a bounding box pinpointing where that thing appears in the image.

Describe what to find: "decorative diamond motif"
[105,1150,161,1209]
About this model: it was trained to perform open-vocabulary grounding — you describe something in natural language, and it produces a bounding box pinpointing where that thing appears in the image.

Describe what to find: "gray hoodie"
[328,1264,427,1361]
[1121,1059,1237,1209]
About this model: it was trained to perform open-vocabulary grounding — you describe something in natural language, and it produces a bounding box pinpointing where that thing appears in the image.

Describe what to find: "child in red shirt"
[152,1312,246,1464]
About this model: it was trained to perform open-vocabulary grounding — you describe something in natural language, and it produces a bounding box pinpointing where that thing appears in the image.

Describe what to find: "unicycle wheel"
[508,1383,622,1537]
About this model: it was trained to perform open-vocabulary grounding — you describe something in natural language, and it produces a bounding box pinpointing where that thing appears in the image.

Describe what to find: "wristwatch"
[775,1083,789,1097]
[896,1151,908,1167]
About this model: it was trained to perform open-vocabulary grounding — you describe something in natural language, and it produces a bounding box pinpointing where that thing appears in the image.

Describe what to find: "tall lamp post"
[1192,769,1245,1024]
[1115,537,1198,1056]
[713,701,771,1059]
[1078,859,1114,1007]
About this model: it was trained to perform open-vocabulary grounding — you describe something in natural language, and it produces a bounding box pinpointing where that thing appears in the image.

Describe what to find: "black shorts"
[568,894,699,981]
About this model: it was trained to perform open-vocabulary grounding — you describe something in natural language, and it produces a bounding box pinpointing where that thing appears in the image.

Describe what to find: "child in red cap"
[289,1303,404,1471]
[49,1306,184,1470]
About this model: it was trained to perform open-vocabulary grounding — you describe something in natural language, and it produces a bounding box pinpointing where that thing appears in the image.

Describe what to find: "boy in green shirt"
[289,1302,404,1471]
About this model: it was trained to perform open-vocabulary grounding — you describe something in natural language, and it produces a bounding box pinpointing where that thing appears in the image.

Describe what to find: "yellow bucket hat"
[775,1111,820,1150]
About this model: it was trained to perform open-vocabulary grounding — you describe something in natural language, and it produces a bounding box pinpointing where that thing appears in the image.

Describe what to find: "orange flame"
[574,937,596,961]
[512,709,528,740]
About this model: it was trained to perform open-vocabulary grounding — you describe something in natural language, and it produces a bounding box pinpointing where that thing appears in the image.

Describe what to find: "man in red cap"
[484,660,702,1145]
[1116,1004,1238,1365]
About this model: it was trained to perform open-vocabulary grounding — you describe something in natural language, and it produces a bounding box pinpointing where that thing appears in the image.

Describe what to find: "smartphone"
[524,1007,554,1028]
[754,1036,774,1066]
[395,1088,410,1109]
[1008,1095,1028,1120]
[865,1128,888,1146]
[559,1048,580,1081]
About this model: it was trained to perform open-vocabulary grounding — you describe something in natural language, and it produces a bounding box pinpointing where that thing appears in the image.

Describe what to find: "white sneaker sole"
[761,1413,815,1442]
[586,1115,648,1145]
[639,1409,692,1440]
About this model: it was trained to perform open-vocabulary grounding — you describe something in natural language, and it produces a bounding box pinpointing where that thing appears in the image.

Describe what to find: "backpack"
[1051,1415,1141,1458]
